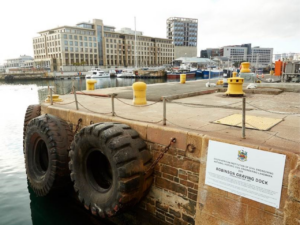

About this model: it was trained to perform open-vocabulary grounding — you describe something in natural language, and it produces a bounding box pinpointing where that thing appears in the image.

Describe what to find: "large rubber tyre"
[25,114,74,196]
[23,104,41,152]
[69,122,153,218]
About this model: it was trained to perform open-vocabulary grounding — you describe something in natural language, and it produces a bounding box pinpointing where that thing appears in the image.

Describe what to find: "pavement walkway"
[48,81,300,154]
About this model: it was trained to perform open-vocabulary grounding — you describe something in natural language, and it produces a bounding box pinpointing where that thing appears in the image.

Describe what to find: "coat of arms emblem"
[238,150,247,162]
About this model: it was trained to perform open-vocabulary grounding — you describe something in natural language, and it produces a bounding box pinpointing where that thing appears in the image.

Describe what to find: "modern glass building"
[166,17,198,58]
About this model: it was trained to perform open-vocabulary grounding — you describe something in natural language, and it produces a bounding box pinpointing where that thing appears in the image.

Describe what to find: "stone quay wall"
[42,105,300,225]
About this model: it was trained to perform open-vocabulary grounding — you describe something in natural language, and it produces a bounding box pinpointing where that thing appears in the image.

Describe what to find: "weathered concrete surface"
[78,79,222,101]
[257,83,300,92]
[41,82,300,225]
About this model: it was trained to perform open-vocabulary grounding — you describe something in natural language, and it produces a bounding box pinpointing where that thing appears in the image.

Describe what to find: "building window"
[75,41,78,46]
[65,47,68,51]
[94,43,97,47]
[69,41,73,45]
[89,43,92,47]
[89,37,92,41]
[74,35,77,40]
[64,41,68,45]
[69,35,72,39]
[84,36,87,41]
[85,42,88,47]
[64,34,67,39]
[79,36,82,40]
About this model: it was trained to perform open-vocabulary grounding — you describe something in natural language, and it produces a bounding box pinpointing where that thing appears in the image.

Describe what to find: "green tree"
[233,61,245,68]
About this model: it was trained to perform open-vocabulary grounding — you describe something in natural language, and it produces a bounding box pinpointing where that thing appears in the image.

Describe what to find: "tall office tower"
[166,17,198,59]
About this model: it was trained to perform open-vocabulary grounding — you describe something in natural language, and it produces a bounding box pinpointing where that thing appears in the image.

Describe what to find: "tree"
[233,61,245,68]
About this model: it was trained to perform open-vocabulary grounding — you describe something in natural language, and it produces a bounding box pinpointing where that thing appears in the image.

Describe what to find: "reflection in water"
[28,184,111,225]
[3,77,167,103]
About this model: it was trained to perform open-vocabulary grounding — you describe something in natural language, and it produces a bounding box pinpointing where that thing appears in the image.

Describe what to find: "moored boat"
[167,71,196,79]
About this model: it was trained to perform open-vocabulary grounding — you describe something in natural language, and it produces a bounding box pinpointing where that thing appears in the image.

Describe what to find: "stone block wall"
[138,142,200,225]
[41,105,300,225]
[284,157,300,225]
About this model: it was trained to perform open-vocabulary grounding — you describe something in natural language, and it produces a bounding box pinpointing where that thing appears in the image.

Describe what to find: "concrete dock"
[42,80,300,225]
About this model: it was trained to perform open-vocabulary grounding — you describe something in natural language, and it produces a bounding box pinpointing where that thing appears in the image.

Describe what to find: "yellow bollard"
[132,82,147,105]
[216,80,224,85]
[180,74,186,84]
[45,94,63,103]
[86,79,97,90]
[240,62,251,73]
[270,70,274,75]
[225,72,245,96]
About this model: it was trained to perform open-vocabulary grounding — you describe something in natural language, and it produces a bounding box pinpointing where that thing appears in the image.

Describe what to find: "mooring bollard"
[86,79,97,91]
[242,97,246,139]
[180,74,186,84]
[73,86,79,110]
[132,82,147,105]
[163,97,166,125]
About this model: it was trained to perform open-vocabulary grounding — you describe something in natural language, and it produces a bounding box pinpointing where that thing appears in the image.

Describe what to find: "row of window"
[105,49,173,56]
[63,34,96,41]
[105,38,173,48]
[106,44,173,51]
[65,47,98,53]
[64,41,97,47]
[64,29,95,36]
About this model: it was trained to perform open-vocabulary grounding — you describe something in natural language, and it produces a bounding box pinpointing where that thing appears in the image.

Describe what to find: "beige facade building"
[33,19,174,71]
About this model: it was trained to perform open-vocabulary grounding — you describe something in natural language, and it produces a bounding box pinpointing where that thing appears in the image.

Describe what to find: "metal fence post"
[50,88,53,105]
[73,86,79,110]
[163,97,166,126]
[111,93,116,116]
[242,97,246,139]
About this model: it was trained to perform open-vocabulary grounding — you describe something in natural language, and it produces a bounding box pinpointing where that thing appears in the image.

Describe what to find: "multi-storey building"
[247,47,273,67]
[200,48,222,58]
[223,46,248,62]
[273,53,300,62]
[166,17,198,58]
[4,55,33,68]
[32,19,174,71]
[201,43,273,68]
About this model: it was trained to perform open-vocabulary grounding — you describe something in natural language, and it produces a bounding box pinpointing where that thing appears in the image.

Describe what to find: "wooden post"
[73,86,79,110]
[50,88,53,105]
[163,97,166,126]
[242,97,246,139]
[111,94,116,116]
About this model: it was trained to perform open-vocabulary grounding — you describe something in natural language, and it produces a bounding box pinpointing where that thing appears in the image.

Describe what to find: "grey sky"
[0,0,299,64]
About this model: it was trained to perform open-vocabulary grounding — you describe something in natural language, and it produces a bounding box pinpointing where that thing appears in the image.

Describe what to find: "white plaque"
[205,140,286,208]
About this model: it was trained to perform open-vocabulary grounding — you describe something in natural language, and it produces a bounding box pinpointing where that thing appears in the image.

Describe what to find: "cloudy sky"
[0,0,299,64]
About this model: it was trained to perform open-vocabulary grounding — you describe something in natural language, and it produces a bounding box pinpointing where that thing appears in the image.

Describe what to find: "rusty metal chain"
[74,118,82,134]
[144,137,176,175]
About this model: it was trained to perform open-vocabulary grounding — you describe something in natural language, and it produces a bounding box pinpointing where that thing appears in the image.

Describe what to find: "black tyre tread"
[25,114,73,196]
[23,104,41,152]
[69,123,153,218]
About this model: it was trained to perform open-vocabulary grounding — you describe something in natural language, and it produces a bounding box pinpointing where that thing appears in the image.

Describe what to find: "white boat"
[117,70,136,78]
[86,69,110,78]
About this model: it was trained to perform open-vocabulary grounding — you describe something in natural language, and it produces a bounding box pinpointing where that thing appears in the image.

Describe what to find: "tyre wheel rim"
[86,150,113,192]
[34,137,49,176]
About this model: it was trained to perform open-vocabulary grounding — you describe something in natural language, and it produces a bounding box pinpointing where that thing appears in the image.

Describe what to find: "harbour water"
[0,78,176,225]
[0,76,212,225]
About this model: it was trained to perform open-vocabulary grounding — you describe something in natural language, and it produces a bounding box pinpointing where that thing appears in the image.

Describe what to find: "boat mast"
[134,17,137,69]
